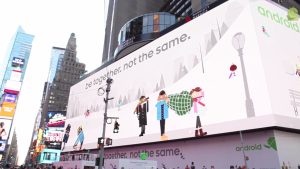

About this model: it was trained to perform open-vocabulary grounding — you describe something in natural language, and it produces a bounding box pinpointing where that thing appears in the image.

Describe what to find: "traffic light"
[113,120,120,133]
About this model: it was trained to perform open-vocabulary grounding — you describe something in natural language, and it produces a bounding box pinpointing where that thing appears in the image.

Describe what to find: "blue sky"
[0,0,107,164]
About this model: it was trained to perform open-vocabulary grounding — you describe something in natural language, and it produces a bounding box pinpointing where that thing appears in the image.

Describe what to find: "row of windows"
[118,12,176,45]
[64,60,84,69]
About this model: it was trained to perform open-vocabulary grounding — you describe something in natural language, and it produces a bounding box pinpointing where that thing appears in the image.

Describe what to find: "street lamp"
[97,77,118,169]
[232,32,255,118]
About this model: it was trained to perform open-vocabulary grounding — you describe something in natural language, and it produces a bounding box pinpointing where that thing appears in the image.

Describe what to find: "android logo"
[264,137,277,151]
[287,7,299,21]
[139,152,148,160]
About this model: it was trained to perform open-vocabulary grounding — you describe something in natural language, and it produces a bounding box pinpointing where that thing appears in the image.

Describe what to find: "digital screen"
[0,140,6,152]
[63,0,300,151]
[39,149,61,164]
[4,80,21,94]
[46,111,66,127]
[3,94,17,103]
[44,128,64,150]
[11,57,25,67]
[0,119,12,141]
[0,102,16,119]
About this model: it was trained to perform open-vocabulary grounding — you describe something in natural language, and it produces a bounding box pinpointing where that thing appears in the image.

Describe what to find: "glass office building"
[0,26,34,94]
[48,47,65,84]
[117,12,176,45]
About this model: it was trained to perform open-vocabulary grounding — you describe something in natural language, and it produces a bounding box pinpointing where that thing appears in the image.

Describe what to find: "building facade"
[0,26,34,94]
[101,0,167,63]
[34,33,86,164]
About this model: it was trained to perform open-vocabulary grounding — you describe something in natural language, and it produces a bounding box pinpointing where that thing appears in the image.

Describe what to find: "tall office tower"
[39,33,86,128]
[33,33,86,164]
[0,26,34,94]
[0,27,34,166]
[46,33,85,113]
[0,26,34,161]
[101,0,166,63]
[38,47,65,128]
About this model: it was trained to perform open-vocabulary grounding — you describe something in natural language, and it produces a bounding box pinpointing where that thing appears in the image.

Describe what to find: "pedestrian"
[191,162,195,169]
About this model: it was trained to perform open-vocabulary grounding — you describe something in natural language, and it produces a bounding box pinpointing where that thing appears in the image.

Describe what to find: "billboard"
[10,70,22,81]
[46,111,66,128]
[39,149,61,164]
[4,80,21,94]
[2,94,17,103]
[44,111,66,149]
[275,130,300,169]
[44,127,64,149]
[64,0,300,151]
[103,130,280,169]
[11,57,25,67]
[0,102,16,118]
[0,119,12,141]
[0,140,6,152]
[249,0,300,118]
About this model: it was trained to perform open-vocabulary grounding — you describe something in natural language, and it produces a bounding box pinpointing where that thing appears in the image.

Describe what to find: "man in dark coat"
[134,96,149,137]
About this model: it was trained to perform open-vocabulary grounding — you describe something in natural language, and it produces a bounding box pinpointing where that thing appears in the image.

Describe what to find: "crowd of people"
[1,164,63,169]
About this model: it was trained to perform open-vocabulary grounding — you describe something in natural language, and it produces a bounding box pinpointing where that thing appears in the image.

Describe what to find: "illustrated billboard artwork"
[63,0,300,151]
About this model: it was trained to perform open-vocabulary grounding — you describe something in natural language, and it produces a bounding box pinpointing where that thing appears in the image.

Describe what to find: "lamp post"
[232,32,255,118]
[97,77,114,169]
[239,131,248,169]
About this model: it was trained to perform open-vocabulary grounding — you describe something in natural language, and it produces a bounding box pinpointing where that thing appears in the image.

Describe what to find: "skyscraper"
[33,33,86,164]
[101,0,166,63]
[45,33,86,113]
[0,26,34,165]
[0,26,34,94]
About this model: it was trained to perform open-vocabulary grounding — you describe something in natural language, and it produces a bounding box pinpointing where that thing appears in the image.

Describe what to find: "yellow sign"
[0,102,16,117]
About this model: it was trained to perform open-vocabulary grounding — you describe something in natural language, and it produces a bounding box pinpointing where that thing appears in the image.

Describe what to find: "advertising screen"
[10,70,22,82]
[44,127,64,150]
[44,111,66,149]
[46,111,66,128]
[4,80,21,94]
[0,102,16,119]
[2,94,17,103]
[11,57,25,67]
[64,0,300,151]
[0,140,6,152]
[250,0,300,118]
[103,130,280,169]
[39,149,61,164]
[0,119,12,141]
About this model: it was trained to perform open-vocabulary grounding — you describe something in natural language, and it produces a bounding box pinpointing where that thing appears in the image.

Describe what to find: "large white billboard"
[64,0,300,151]
[250,0,300,118]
